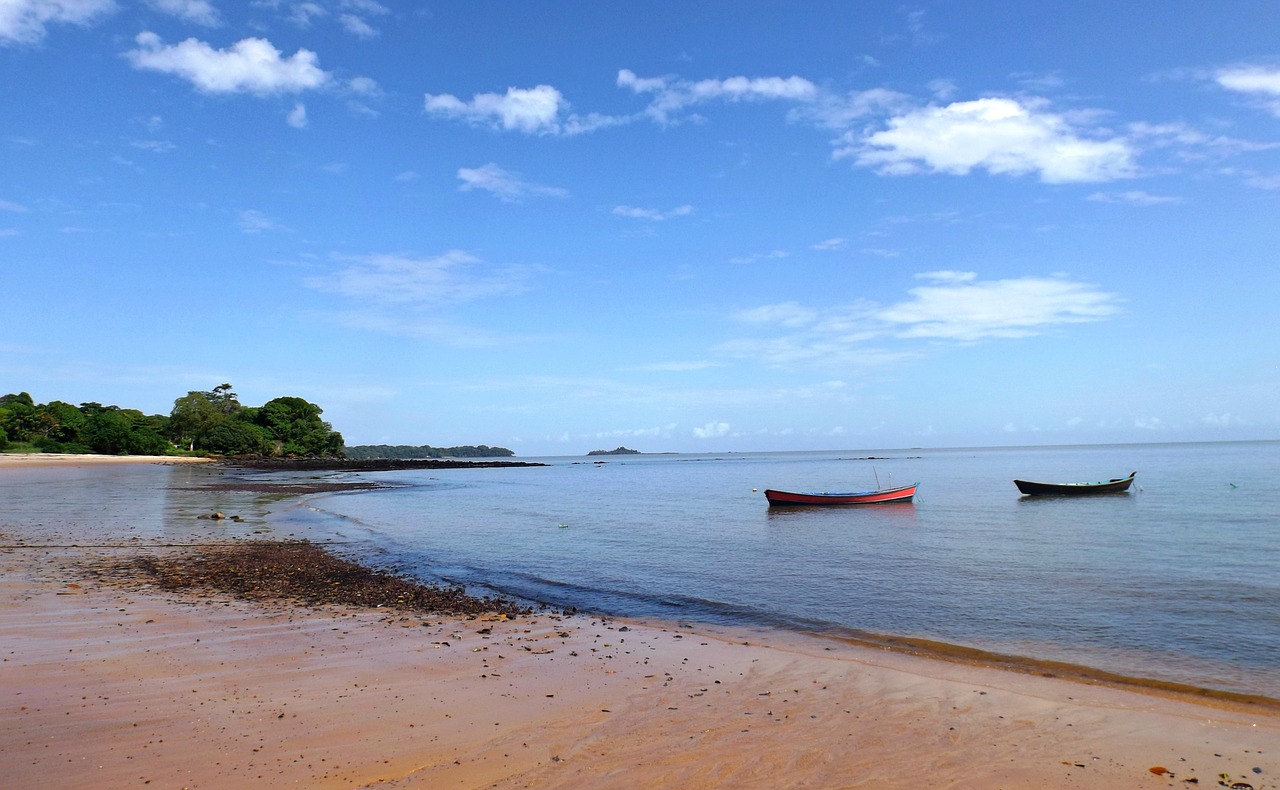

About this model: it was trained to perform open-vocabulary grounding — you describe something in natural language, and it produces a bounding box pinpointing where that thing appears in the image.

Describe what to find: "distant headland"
[343,444,515,460]
[586,446,641,456]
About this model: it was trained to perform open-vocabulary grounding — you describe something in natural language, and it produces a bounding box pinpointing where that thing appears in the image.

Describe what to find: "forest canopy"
[0,385,343,458]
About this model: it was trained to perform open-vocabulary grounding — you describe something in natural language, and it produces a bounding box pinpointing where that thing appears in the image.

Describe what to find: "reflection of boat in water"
[764,482,917,506]
[1014,471,1136,497]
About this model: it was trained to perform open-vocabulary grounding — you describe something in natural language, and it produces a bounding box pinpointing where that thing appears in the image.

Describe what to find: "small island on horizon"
[586,446,641,456]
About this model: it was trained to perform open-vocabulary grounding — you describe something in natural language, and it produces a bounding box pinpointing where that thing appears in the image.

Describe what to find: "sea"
[4,440,1278,701]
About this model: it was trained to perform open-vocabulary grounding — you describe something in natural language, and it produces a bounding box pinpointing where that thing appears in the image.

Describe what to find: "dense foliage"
[343,443,514,459]
[0,384,344,458]
[586,446,641,455]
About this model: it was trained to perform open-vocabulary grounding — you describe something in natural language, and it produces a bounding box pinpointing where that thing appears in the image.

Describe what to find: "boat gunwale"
[763,482,918,506]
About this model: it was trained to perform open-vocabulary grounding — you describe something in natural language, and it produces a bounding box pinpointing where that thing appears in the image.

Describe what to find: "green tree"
[203,420,272,455]
[0,426,9,451]
[205,383,241,415]
[0,400,40,442]
[0,392,34,407]
[169,392,224,451]
[41,401,87,444]
[83,410,133,455]
[256,396,344,456]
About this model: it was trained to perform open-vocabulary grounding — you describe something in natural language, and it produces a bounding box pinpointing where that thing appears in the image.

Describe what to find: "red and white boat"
[763,482,918,506]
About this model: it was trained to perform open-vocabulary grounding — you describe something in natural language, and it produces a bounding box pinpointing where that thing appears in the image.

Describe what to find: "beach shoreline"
[0,452,214,468]
[2,460,1277,788]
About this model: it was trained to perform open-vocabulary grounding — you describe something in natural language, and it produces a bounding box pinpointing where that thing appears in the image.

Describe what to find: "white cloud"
[877,272,1121,340]
[286,2,324,26]
[339,13,376,38]
[729,249,789,265]
[307,251,537,306]
[693,421,730,439]
[341,0,388,13]
[1215,64,1280,116]
[811,237,847,250]
[735,301,818,328]
[0,0,115,45]
[793,87,909,130]
[457,163,567,202]
[125,32,331,95]
[287,102,308,129]
[145,0,218,27]
[347,76,379,96]
[847,97,1137,183]
[618,68,817,124]
[1087,190,1181,206]
[721,272,1122,368]
[425,85,566,134]
[238,209,284,233]
[0,199,29,212]
[612,204,693,221]
[130,139,175,152]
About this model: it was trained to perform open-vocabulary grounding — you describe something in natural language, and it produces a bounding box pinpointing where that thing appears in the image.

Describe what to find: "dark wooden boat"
[1013,471,1136,496]
[764,482,917,506]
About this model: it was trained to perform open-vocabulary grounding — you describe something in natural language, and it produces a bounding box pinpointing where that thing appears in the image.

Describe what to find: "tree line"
[343,444,514,460]
[0,384,343,457]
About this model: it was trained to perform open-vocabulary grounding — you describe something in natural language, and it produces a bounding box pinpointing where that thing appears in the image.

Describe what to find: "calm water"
[277,441,1280,699]
[4,442,1277,699]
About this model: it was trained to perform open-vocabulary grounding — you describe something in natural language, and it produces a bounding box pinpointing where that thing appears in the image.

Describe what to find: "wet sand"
[1,459,1276,788]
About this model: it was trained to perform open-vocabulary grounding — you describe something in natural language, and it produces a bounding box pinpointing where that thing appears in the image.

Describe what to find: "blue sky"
[3,1,1278,454]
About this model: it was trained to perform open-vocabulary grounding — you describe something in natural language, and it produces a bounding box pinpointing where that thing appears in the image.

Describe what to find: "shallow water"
[278,441,1280,699]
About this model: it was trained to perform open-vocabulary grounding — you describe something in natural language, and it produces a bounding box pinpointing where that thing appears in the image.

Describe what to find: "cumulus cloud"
[145,0,219,26]
[1215,64,1280,116]
[847,97,1137,183]
[125,32,331,95]
[0,0,115,45]
[457,163,567,202]
[287,102,308,129]
[693,421,730,439]
[425,85,567,134]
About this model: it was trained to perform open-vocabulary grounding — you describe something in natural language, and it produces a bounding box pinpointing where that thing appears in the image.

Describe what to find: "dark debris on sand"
[102,540,533,618]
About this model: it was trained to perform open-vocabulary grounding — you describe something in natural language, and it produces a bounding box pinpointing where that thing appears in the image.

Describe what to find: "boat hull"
[1013,473,1136,496]
[764,483,917,506]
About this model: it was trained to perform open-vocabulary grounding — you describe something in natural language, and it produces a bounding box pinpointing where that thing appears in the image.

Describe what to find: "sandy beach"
[0,452,214,468]
[2,456,1276,788]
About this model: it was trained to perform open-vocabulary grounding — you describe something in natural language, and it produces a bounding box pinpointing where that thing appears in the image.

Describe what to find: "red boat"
[764,482,918,506]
